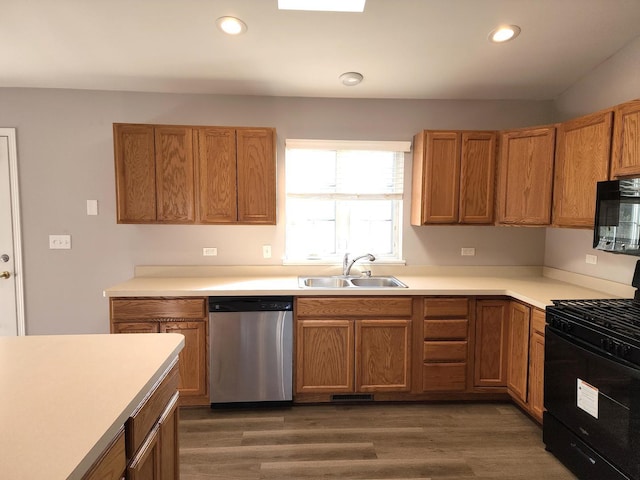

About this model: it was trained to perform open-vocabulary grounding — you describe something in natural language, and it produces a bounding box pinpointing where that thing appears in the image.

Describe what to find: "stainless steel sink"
[299,275,407,288]
[350,277,406,287]
[302,277,350,288]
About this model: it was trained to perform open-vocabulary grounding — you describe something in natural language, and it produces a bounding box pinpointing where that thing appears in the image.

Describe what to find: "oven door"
[544,327,640,479]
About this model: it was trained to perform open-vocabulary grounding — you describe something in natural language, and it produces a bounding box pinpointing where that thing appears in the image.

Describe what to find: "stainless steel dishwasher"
[209,296,293,405]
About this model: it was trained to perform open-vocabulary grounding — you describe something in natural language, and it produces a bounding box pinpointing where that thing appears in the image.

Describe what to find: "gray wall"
[547,36,640,284]
[0,89,552,334]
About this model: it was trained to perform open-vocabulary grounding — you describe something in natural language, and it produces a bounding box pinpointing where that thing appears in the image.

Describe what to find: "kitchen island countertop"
[103,265,635,310]
[0,333,184,480]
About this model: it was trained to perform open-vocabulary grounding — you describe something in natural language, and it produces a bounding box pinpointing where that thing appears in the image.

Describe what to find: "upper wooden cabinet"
[114,124,159,223]
[197,127,237,223]
[411,130,496,225]
[114,123,276,225]
[496,126,556,225]
[236,128,277,224]
[115,125,195,224]
[552,110,613,228]
[611,99,640,178]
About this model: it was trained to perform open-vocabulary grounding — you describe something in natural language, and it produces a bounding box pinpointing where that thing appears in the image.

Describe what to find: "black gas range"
[546,298,640,367]
[544,297,640,480]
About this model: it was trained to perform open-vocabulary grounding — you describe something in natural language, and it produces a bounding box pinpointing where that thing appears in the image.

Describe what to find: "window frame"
[283,139,410,265]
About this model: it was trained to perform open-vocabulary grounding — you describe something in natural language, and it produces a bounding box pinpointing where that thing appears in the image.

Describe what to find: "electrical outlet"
[263,245,272,258]
[586,254,598,265]
[203,247,218,256]
[49,235,71,249]
[461,247,476,256]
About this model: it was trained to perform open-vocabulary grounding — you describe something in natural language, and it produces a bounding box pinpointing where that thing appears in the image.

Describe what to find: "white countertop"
[0,333,184,480]
[103,266,635,310]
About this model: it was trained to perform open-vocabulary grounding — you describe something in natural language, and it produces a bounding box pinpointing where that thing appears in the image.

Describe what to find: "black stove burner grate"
[551,298,640,339]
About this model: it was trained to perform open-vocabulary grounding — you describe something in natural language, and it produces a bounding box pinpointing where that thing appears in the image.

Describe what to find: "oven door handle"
[570,442,596,465]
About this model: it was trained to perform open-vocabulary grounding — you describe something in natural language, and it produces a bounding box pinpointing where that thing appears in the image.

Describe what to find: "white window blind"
[285,139,409,263]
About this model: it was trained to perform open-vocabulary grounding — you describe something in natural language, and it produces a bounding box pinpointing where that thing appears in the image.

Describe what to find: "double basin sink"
[299,275,407,288]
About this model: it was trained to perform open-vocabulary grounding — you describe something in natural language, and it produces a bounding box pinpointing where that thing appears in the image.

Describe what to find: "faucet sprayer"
[343,253,376,276]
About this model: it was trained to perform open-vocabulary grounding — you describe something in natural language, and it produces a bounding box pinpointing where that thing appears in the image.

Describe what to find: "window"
[285,139,409,263]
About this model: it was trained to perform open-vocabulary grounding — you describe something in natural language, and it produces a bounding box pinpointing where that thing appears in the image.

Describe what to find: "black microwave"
[594,178,640,255]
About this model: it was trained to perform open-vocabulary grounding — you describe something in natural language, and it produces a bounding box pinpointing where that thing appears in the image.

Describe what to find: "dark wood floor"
[179,402,576,480]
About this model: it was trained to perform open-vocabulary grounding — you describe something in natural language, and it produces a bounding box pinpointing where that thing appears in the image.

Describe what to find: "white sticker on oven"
[577,378,599,419]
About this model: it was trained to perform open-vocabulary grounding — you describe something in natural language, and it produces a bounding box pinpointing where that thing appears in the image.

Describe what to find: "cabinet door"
[507,301,531,404]
[418,131,461,224]
[236,128,276,224]
[154,126,196,223]
[197,127,238,223]
[474,300,509,388]
[459,132,496,224]
[128,425,161,480]
[112,321,159,334]
[611,99,640,178]
[159,393,179,480]
[295,320,354,393]
[497,127,555,225]
[528,331,545,424]
[553,110,613,228]
[356,319,411,392]
[161,321,208,403]
[83,429,126,480]
[114,124,157,223]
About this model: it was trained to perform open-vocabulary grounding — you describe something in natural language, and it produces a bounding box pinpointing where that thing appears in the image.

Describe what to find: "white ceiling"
[1,0,639,100]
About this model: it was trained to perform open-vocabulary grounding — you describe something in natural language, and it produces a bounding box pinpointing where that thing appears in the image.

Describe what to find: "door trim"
[1,128,25,335]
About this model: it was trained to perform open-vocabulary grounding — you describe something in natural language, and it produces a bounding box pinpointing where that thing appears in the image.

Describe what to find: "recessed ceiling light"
[278,0,366,12]
[340,72,363,86]
[489,25,521,43]
[216,16,248,35]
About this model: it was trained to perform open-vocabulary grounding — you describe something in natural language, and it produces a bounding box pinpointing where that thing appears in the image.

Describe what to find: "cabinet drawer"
[424,298,468,318]
[112,322,160,334]
[423,319,468,340]
[111,297,206,321]
[531,308,546,336]
[82,428,126,480]
[423,341,467,362]
[126,362,179,457]
[423,363,467,391]
[296,297,412,318]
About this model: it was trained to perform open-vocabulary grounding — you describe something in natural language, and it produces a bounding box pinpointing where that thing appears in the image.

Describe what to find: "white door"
[0,129,24,336]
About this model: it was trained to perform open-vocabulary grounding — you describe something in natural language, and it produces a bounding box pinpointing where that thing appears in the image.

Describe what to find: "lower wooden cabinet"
[83,361,180,480]
[356,319,411,392]
[474,300,509,389]
[127,393,180,480]
[506,301,531,404]
[422,298,470,392]
[82,429,126,480]
[127,369,180,480]
[110,297,209,406]
[296,319,354,393]
[528,308,546,423]
[295,297,412,397]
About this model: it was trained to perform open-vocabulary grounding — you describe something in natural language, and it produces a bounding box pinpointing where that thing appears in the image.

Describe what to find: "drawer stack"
[422,298,469,392]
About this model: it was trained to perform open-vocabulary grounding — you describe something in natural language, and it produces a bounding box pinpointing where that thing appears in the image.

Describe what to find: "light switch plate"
[49,235,71,249]
[263,245,272,258]
[86,200,98,216]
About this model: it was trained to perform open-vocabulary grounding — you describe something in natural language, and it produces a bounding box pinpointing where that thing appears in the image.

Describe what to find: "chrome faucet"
[343,253,376,276]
